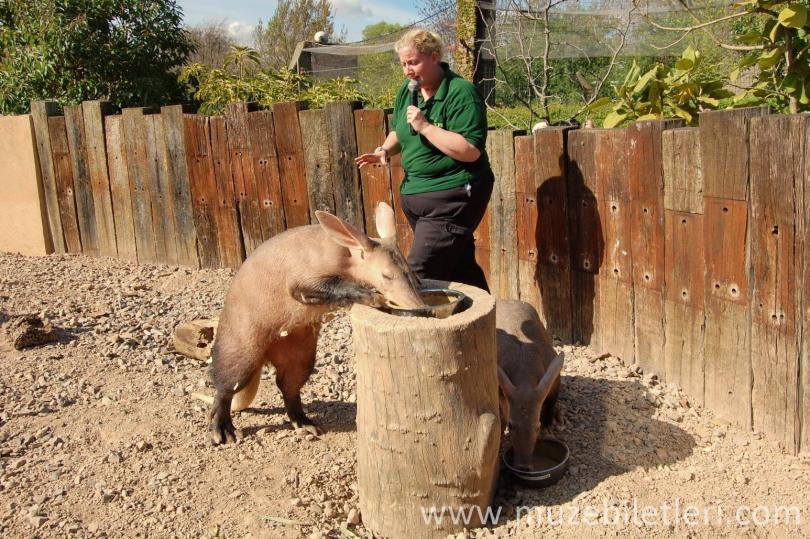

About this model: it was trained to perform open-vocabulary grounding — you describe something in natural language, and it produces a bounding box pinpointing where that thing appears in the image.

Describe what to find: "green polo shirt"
[392,64,490,195]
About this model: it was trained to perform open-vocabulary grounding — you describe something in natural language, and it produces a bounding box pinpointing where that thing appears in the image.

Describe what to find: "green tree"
[253,0,340,69]
[0,0,194,114]
[362,21,406,41]
[355,21,406,107]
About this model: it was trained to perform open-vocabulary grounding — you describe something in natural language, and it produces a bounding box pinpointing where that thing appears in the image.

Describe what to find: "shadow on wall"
[534,150,604,346]
[495,374,696,508]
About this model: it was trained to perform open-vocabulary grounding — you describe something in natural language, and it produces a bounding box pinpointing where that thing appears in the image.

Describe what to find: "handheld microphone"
[408,79,420,136]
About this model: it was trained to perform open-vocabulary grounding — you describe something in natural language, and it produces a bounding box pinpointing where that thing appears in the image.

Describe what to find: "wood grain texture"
[64,105,99,256]
[663,127,703,213]
[299,109,335,219]
[386,112,413,255]
[325,101,364,229]
[352,282,499,539]
[749,114,805,454]
[531,128,573,342]
[272,101,310,228]
[184,115,221,269]
[664,211,705,403]
[47,116,82,253]
[567,130,601,345]
[487,129,519,299]
[161,105,199,268]
[803,116,810,456]
[248,111,286,242]
[225,103,261,256]
[210,116,244,268]
[144,114,176,265]
[596,129,633,361]
[700,107,769,200]
[121,108,157,263]
[81,101,117,257]
[31,101,64,252]
[104,116,137,262]
[354,108,393,237]
[628,120,682,378]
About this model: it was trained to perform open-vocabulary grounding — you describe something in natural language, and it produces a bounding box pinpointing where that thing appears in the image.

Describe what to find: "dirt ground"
[1,251,809,539]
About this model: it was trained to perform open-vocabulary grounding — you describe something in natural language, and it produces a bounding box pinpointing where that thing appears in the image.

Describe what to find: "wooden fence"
[27,100,810,456]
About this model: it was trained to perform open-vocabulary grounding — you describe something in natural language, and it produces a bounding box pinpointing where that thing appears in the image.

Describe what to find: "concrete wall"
[0,114,53,255]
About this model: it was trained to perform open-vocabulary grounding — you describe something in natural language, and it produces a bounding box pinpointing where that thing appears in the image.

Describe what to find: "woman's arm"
[407,106,481,163]
[355,130,401,168]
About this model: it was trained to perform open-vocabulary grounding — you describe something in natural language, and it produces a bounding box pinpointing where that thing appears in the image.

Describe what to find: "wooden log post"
[567,130,601,346]
[351,280,499,539]
[47,115,83,253]
[386,112,414,255]
[105,115,138,263]
[272,101,310,229]
[749,114,805,454]
[325,101,364,229]
[803,116,810,457]
[31,100,64,253]
[662,128,705,406]
[700,107,768,429]
[81,100,118,258]
[64,105,100,257]
[628,119,683,378]
[355,108,394,238]
[487,129,519,299]
[527,128,573,343]
[594,129,634,363]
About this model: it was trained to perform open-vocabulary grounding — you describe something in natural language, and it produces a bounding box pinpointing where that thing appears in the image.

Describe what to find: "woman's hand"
[406,106,429,133]
[355,147,387,168]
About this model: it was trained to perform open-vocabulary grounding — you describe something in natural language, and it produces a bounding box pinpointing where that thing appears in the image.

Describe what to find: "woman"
[355,28,494,292]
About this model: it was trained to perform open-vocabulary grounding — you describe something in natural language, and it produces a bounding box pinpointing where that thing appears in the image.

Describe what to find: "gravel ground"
[1,251,808,538]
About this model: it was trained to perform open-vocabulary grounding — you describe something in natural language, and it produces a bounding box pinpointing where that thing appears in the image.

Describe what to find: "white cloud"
[331,0,373,19]
[227,20,257,44]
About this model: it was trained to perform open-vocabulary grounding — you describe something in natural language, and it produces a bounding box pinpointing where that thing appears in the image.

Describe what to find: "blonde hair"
[394,29,443,59]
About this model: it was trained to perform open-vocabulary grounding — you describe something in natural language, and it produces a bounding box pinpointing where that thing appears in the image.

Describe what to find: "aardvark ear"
[316,210,374,252]
[374,202,397,244]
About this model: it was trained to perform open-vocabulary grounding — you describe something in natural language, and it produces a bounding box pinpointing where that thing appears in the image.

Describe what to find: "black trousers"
[400,170,494,292]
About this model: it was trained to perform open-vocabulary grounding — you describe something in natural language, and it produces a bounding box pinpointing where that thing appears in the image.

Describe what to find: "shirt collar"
[433,62,451,102]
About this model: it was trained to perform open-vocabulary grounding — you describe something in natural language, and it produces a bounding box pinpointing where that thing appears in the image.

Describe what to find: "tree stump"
[351,280,499,538]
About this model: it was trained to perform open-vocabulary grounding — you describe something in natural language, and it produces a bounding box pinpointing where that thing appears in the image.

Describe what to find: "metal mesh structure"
[487,0,736,59]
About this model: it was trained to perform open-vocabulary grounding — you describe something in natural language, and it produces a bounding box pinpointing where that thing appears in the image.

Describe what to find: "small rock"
[28,514,48,528]
[347,508,361,525]
[678,470,694,481]
[205,525,220,538]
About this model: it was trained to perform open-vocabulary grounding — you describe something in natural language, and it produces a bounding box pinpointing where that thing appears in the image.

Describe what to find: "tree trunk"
[351,281,500,539]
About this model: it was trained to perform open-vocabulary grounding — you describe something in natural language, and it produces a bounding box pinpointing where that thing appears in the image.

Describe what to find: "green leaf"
[758,47,783,69]
[778,4,807,28]
[800,82,810,105]
[769,20,782,42]
[603,111,629,128]
[584,96,612,111]
[739,54,759,68]
[675,58,695,70]
[737,32,764,45]
[670,105,693,124]
[698,96,720,106]
[729,68,741,82]
[632,68,658,95]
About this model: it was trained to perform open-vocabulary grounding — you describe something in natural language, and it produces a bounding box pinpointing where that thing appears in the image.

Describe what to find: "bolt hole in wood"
[644,273,651,281]
[611,205,618,212]
[380,289,469,319]
[613,268,619,274]
[682,218,687,224]
[643,207,649,214]
[772,225,779,235]
[550,254,559,263]
[723,207,729,212]
[583,260,591,270]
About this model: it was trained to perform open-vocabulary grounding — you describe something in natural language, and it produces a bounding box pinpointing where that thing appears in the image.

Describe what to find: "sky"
[176,0,422,44]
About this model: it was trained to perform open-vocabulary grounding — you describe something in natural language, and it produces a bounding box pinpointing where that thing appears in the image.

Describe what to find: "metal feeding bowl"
[384,288,468,319]
[502,438,570,488]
